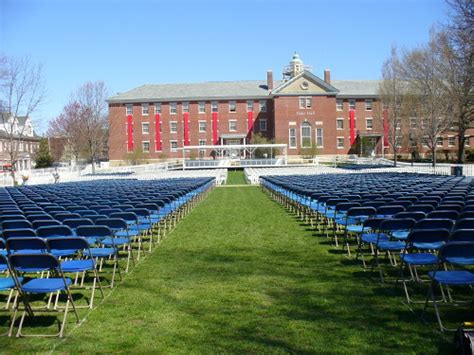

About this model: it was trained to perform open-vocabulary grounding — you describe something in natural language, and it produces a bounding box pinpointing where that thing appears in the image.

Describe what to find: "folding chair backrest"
[2,228,37,239]
[76,225,113,239]
[335,202,361,213]
[347,207,377,218]
[376,205,405,217]
[394,211,426,221]
[32,219,62,229]
[62,218,94,230]
[438,242,474,266]
[53,213,81,222]
[9,252,60,271]
[95,218,127,230]
[380,218,416,233]
[413,218,454,231]
[46,237,89,255]
[406,204,435,213]
[126,208,151,218]
[109,212,138,223]
[36,225,74,239]
[363,217,385,230]
[427,210,459,221]
[6,237,48,253]
[450,229,474,242]
[1,219,32,230]
[406,229,451,247]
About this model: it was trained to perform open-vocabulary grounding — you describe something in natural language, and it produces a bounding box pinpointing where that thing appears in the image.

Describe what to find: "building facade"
[107,53,468,164]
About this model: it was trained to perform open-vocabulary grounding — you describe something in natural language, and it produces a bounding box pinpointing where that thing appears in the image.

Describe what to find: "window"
[247,100,254,112]
[142,103,149,115]
[170,102,177,114]
[198,102,205,113]
[337,137,345,149]
[448,136,455,147]
[155,103,161,114]
[465,136,470,147]
[299,97,312,109]
[289,128,297,149]
[126,104,133,115]
[259,100,267,113]
[301,122,312,148]
[259,119,267,132]
[316,128,323,148]
[142,122,150,134]
[336,99,343,111]
[436,137,443,147]
[395,136,402,147]
[142,141,150,152]
[336,118,344,130]
[182,102,189,113]
[199,121,206,133]
[199,139,206,146]
[349,99,356,110]
[199,139,206,158]
[170,121,177,133]
[229,120,237,132]
[366,118,373,130]
[365,99,373,111]
[211,101,218,112]
[170,140,178,152]
[229,101,236,113]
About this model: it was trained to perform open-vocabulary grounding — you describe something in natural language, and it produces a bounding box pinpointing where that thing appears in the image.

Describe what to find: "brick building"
[107,53,467,165]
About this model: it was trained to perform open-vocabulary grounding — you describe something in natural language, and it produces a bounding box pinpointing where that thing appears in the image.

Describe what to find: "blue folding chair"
[423,242,474,331]
[8,253,80,337]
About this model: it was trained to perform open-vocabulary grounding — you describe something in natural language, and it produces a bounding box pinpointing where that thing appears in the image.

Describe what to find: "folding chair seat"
[46,238,104,309]
[399,229,451,303]
[8,253,80,337]
[423,242,474,331]
[372,218,417,282]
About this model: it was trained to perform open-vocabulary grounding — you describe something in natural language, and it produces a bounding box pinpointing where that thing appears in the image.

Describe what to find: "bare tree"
[441,0,474,162]
[401,33,454,167]
[74,81,108,173]
[378,46,407,166]
[0,55,45,184]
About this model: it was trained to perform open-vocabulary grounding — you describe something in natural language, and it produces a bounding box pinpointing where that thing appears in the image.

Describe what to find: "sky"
[1,0,450,133]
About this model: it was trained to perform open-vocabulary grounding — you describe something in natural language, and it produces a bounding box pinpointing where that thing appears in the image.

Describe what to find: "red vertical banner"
[247,111,253,141]
[212,112,218,145]
[155,113,161,151]
[349,109,356,145]
[127,115,134,151]
[183,112,190,146]
[383,108,389,147]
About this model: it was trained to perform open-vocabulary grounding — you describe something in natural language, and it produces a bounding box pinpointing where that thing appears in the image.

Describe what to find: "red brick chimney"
[267,70,274,91]
[324,69,331,84]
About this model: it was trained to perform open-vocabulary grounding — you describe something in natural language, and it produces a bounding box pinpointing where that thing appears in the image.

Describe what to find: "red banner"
[127,115,134,151]
[383,108,389,147]
[212,112,218,145]
[155,113,161,151]
[247,111,253,140]
[183,112,190,146]
[349,110,356,145]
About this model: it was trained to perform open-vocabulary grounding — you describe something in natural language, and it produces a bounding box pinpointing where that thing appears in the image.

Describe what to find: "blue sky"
[1,0,449,132]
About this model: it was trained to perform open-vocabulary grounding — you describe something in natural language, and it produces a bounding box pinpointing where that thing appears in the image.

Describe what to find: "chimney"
[267,70,274,91]
[324,69,331,84]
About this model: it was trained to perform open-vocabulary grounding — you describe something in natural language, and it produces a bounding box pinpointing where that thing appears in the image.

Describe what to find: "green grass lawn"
[2,187,451,353]
[226,170,247,185]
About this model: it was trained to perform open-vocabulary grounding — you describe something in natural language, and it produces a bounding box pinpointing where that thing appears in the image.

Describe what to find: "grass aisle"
[6,187,450,353]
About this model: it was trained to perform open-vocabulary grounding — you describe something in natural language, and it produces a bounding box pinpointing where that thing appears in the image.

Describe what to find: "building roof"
[108,78,380,103]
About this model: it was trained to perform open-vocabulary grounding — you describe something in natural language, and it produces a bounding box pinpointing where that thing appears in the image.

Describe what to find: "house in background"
[0,112,41,171]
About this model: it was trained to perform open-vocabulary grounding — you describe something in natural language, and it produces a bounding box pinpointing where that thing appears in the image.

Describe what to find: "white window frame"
[336,137,345,149]
[247,100,254,112]
[316,128,323,148]
[299,97,312,109]
[142,122,150,134]
[198,120,206,133]
[198,101,206,113]
[336,118,344,130]
[366,118,373,130]
[289,128,297,149]
[259,118,267,132]
[336,99,343,111]
[229,101,236,113]
[170,102,177,114]
[211,101,218,112]
[170,121,177,134]
[229,120,237,132]
[142,141,150,153]
[154,103,161,114]
[448,136,455,147]
[349,99,356,110]
[142,103,149,116]
[300,122,312,148]
[259,100,267,113]
[436,137,443,147]
[170,140,178,152]
[365,99,373,111]
[182,102,189,113]
[126,104,133,115]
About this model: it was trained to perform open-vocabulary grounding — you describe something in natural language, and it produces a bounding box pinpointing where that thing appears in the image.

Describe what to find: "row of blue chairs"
[0,177,215,337]
[261,172,474,332]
